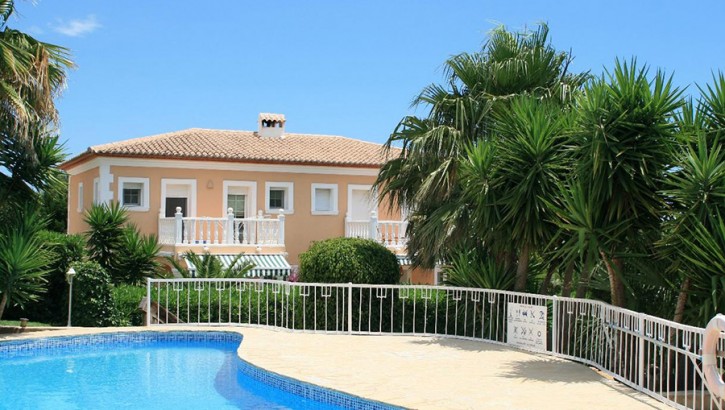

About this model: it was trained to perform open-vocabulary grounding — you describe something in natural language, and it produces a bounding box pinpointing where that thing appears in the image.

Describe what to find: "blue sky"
[11,1,725,157]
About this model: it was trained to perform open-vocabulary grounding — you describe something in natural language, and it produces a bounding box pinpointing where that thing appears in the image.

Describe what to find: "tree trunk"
[561,261,575,297]
[514,243,530,292]
[673,276,691,324]
[602,252,626,307]
[539,263,557,295]
[575,253,595,299]
[0,292,7,320]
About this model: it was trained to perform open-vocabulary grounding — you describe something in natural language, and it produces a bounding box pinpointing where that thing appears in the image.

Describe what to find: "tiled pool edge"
[0,330,402,410]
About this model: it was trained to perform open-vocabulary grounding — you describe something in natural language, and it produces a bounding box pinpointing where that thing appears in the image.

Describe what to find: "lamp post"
[66,267,76,327]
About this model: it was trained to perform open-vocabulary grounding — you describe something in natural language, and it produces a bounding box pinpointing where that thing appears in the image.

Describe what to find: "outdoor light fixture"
[66,267,76,327]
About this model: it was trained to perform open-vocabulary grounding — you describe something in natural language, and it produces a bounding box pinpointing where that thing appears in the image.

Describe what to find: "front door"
[350,189,374,220]
[165,197,188,217]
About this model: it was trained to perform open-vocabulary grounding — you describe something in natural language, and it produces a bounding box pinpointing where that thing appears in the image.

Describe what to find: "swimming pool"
[0,331,397,409]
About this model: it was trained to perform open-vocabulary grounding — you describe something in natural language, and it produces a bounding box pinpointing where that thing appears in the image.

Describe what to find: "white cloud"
[53,15,100,37]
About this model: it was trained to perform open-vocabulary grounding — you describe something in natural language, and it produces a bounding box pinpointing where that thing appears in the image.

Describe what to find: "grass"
[0,320,52,327]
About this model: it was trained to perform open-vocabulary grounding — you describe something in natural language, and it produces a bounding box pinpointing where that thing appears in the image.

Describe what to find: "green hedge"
[70,261,117,327]
[113,285,146,326]
[299,237,399,284]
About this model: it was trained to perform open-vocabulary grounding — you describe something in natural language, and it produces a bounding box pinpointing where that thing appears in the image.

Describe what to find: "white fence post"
[347,282,353,334]
[145,277,152,326]
[345,213,351,237]
[174,207,183,244]
[551,296,558,354]
[278,209,285,245]
[369,210,378,241]
[638,313,645,388]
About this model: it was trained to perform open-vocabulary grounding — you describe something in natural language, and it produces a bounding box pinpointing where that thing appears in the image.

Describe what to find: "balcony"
[158,207,285,250]
[345,211,408,251]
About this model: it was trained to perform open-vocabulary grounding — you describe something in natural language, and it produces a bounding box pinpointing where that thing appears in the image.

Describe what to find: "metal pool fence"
[146,278,725,410]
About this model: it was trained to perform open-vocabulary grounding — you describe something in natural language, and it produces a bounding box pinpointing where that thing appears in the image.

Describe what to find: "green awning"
[397,255,412,266]
[185,253,290,279]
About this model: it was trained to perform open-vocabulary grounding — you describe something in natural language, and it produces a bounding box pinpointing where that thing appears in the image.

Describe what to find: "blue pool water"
[0,332,370,410]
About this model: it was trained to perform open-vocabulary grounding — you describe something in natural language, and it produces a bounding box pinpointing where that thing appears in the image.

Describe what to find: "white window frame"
[118,177,150,212]
[222,181,257,217]
[265,182,294,214]
[311,183,338,215]
[161,178,197,217]
[93,177,100,205]
[77,182,84,213]
[347,184,376,219]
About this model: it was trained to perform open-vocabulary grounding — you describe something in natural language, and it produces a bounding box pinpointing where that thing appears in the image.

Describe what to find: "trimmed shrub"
[299,237,399,284]
[113,285,146,326]
[70,261,117,327]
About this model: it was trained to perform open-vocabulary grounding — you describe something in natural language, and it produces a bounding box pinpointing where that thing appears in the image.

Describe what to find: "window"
[123,183,142,206]
[228,194,246,218]
[311,183,338,215]
[222,181,256,218]
[77,182,84,213]
[269,189,285,209]
[118,177,150,211]
[93,178,100,204]
[265,182,294,213]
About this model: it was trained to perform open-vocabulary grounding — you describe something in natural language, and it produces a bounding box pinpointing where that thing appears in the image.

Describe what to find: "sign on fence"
[507,302,547,351]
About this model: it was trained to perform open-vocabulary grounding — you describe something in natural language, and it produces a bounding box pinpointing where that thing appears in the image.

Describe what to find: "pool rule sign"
[506,302,547,351]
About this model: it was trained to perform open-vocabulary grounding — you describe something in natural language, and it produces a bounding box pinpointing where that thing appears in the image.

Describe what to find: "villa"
[60,113,436,283]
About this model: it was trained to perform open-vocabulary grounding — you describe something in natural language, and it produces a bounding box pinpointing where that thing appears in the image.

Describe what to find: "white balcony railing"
[158,208,285,247]
[345,211,408,249]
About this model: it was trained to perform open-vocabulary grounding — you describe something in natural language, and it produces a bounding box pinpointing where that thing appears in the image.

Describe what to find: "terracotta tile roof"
[65,128,400,168]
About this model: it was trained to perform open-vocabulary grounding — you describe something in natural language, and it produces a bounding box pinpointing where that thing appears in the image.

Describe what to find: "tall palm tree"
[375,24,587,288]
[0,0,74,142]
[560,59,682,307]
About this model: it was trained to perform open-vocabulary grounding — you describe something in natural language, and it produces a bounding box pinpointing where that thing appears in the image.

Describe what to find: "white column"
[277,209,285,246]
[174,207,183,244]
[369,210,378,241]
[345,213,351,237]
[226,207,234,244]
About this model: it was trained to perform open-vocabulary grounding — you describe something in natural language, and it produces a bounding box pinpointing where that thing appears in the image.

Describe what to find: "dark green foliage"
[84,203,161,284]
[113,285,146,326]
[70,261,117,327]
[117,226,161,285]
[5,230,85,324]
[0,205,53,319]
[299,237,399,284]
[443,249,515,290]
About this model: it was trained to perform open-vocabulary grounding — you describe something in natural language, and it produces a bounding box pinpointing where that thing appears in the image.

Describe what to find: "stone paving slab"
[1,326,669,409]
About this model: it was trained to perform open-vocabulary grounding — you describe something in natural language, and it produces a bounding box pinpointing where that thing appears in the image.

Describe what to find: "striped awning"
[185,253,290,279]
[397,255,412,266]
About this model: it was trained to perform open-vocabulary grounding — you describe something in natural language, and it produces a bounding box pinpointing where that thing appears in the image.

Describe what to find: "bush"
[113,285,146,326]
[299,237,399,284]
[70,261,117,327]
[3,230,85,324]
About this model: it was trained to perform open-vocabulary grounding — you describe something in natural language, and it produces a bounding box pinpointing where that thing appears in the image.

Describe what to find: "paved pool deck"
[1,326,668,410]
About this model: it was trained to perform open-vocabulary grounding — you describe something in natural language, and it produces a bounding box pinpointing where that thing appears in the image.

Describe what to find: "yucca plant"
[117,226,162,285]
[0,205,52,319]
[84,202,128,275]
[564,59,682,306]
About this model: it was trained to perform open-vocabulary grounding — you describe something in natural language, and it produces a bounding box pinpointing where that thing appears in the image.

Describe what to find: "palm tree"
[0,0,74,143]
[375,24,587,289]
[658,74,725,324]
[559,59,682,307]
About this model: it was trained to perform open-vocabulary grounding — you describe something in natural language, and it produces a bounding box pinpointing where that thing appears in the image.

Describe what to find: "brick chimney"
[258,113,286,138]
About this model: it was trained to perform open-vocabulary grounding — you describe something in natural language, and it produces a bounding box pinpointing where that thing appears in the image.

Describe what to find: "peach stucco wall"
[68,167,99,231]
[68,162,400,265]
